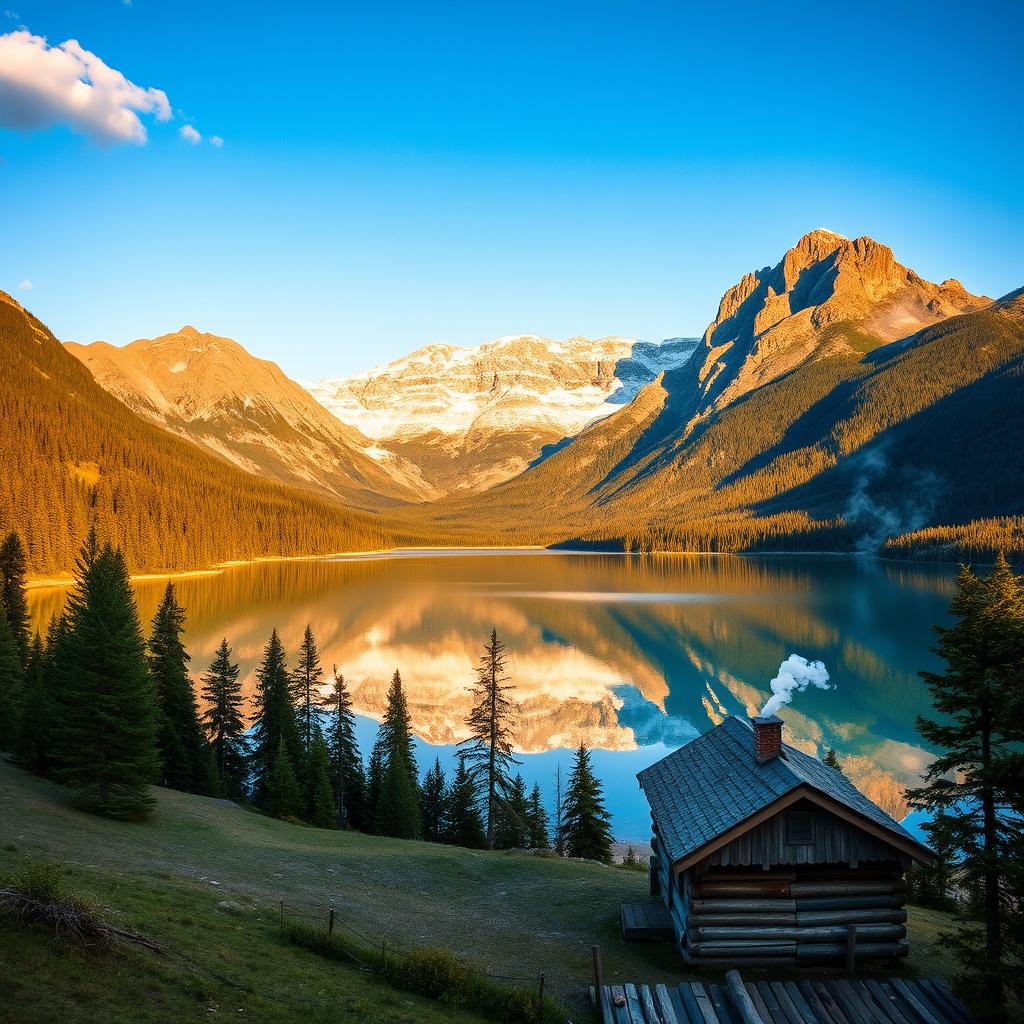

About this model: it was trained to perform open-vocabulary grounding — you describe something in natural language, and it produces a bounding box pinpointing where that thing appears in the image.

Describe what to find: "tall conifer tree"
[148,582,206,792]
[494,772,529,849]
[52,532,159,819]
[250,629,302,806]
[560,743,614,863]
[371,670,420,838]
[420,758,448,842]
[446,755,486,849]
[290,625,324,754]
[323,667,365,828]
[0,531,30,667]
[199,638,247,798]
[908,556,1024,1018]
[305,728,338,829]
[0,602,23,751]
[460,629,519,849]
[14,633,48,773]
[525,782,551,850]
[264,738,302,820]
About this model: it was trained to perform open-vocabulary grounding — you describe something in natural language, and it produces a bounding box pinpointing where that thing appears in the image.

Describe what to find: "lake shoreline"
[27,541,980,589]
[25,544,552,589]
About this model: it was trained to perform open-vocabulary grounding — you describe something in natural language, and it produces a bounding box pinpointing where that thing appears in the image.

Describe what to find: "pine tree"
[264,738,302,820]
[420,758,448,842]
[0,531,30,668]
[494,772,529,849]
[305,728,338,829]
[14,632,49,773]
[250,629,303,806]
[823,747,842,771]
[52,532,159,820]
[290,625,324,754]
[553,762,566,857]
[148,582,205,792]
[525,782,550,849]
[460,629,519,849]
[323,667,365,828]
[0,601,23,751]
[199,639,248,798]
[370,670,420,838]
[560,743,614,863]
[907,556,1024,1019]
[446,755,486,849]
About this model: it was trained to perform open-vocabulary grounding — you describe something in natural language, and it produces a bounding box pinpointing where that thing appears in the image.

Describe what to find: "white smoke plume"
[759,654,832,718]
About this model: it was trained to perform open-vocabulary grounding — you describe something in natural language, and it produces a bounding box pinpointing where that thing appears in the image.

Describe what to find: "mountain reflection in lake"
[28,551,955,841]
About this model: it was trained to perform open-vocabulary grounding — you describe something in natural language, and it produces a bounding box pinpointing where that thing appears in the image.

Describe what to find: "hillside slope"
[403,238,1022,558]
[0,760,958,1019]
[310,334,698,495]
[0,292,428,574]
[67,328,435,508]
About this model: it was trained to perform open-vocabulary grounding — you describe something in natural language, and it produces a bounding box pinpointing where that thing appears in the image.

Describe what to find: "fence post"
[845,924,857,978]
[592,944,604,1001]
[538,971,545,1010]
[279,899,284,934]
[382,939,387,971]
[328,908,335,941]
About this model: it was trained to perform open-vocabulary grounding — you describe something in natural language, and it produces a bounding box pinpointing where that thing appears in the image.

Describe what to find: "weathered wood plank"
[725,971,766,1024]
[679,984,708,1024]
[770,981,814,1024]
[888,978,944,1024]
[784,983,821,1024]
[708,983,736,1024]
[625,983,646,1024]
[810,981,854,1024]
[797,896,905,911]
[745,984,777,1024]
[821,981,871,1024]
[691,982,721,1024]
[795,909,907,926]
[862,980,903,1024]
[837,979,886,1024]
[797,980,844,1024]
[639,985,660,1024]
[695,924,905,943]
[610,985,632,1024]
[754,981,787,1024]
[853,980,902,1024]
[693,899,799,914]
[655,983,682,1024]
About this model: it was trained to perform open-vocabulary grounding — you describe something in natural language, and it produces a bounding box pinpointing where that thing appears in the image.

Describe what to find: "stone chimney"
[751,714,783,763]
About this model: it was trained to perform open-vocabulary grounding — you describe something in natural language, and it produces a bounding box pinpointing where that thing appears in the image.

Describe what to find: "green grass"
[0,758,962,1022]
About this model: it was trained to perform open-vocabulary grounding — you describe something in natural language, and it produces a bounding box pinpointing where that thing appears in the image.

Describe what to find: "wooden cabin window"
[786,811,815,845]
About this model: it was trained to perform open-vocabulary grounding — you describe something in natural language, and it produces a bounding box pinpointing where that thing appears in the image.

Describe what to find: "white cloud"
[17,279,31,290]
[209,135,223,147]
[0,28,170,144]
[179,123,200,144]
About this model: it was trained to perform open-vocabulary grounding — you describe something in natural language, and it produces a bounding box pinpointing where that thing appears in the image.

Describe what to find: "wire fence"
[277,898,550,988]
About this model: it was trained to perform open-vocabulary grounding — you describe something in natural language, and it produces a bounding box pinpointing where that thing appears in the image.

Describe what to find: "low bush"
[284,921,563,1024]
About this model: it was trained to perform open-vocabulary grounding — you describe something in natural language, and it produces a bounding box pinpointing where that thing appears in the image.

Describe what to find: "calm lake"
[27,551,956,842]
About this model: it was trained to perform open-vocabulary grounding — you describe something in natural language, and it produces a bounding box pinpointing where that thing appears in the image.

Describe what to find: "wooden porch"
[592,969,975,1023]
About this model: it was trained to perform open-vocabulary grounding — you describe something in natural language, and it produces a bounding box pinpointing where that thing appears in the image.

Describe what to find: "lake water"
[27,551,956,842]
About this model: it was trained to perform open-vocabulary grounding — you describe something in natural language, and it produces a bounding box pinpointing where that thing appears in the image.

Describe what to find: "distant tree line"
[0,529,616,862]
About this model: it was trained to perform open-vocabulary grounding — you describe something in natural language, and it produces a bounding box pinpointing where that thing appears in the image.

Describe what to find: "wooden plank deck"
[621,901,675,941]
[594,972,975,1024]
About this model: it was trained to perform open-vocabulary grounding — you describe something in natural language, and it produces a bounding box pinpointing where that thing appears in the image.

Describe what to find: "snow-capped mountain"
[308,334,699,495]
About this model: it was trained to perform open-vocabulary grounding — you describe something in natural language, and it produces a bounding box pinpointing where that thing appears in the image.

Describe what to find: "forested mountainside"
[0,292,432,575]
[66,328,434,508]
[399,237,1024,560]
[309,334,699,495]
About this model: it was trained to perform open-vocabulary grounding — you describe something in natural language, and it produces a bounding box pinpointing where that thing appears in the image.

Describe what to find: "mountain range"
[3,229,1021,573]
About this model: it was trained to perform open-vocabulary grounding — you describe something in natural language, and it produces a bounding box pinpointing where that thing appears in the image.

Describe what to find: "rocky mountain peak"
[694,230,990,416]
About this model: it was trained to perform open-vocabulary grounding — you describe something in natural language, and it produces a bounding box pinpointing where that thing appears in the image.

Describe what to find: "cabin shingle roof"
[637,715,925,866]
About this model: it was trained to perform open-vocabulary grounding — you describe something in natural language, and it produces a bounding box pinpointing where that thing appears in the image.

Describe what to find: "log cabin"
[637,714,934,966]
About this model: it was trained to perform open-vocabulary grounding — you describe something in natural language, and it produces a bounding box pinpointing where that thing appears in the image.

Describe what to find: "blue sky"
[2,1,1022,380]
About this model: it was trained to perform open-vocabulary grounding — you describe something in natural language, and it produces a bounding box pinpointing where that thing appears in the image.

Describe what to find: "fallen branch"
[0,885,165,955]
